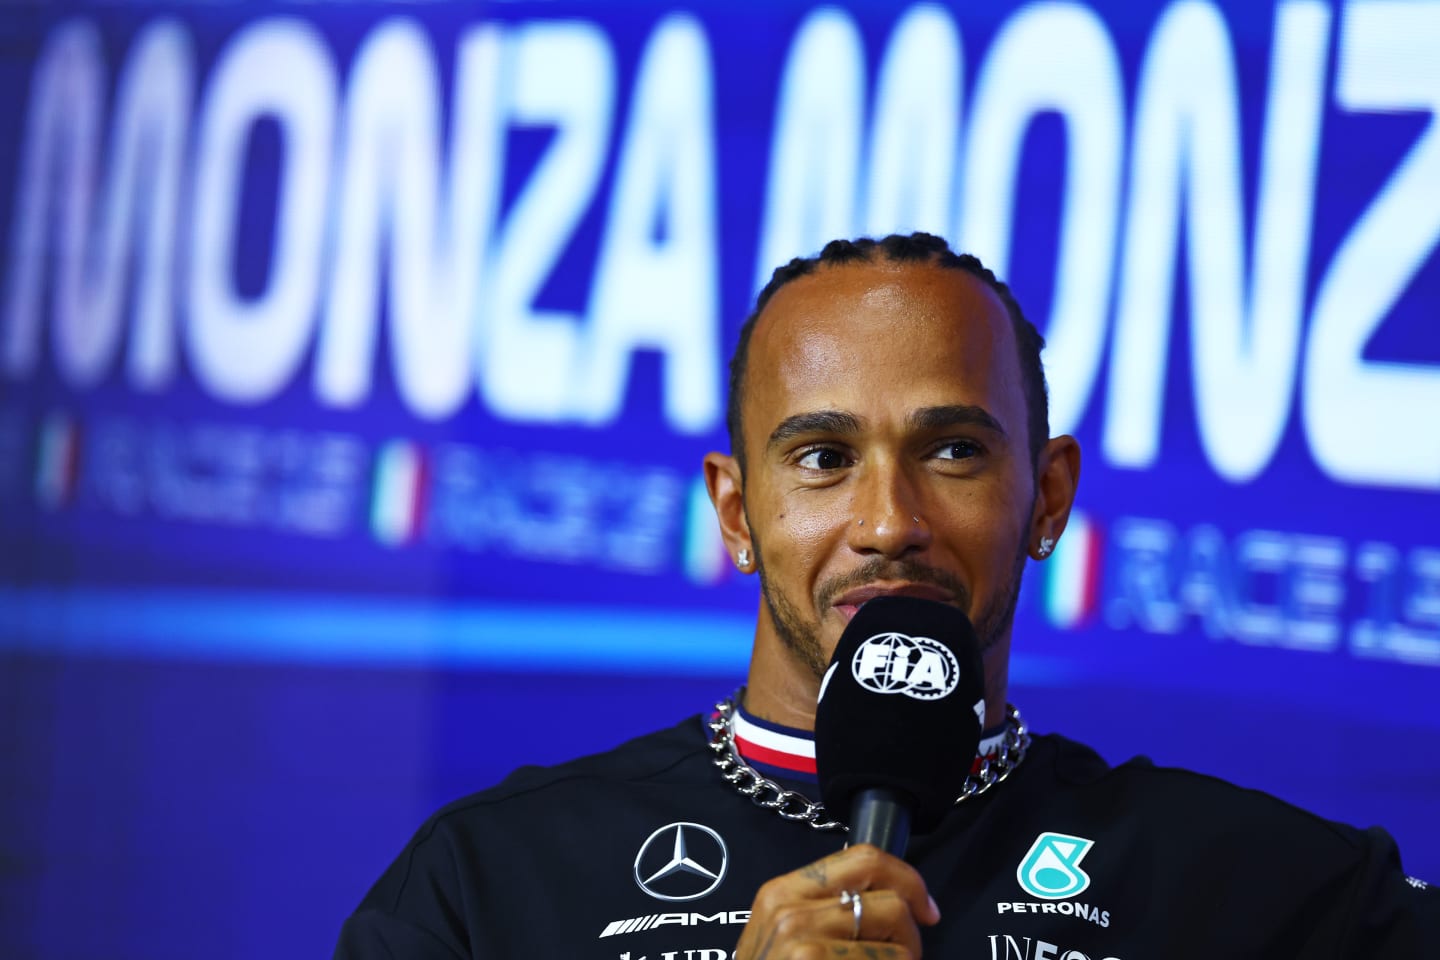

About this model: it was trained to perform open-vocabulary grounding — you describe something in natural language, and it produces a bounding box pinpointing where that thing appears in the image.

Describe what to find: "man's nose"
[845,460,933,558]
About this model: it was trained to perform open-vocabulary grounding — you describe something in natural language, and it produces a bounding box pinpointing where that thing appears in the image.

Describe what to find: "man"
[335,233,1437,959]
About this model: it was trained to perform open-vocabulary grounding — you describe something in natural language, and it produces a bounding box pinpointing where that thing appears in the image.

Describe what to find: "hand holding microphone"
[732,844,940,959]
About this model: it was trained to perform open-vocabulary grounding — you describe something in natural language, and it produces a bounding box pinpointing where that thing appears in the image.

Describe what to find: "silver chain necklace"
[706,692,1031,832]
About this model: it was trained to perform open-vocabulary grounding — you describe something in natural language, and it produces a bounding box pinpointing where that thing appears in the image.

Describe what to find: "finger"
[837,889,925,958]
[785,844,940,926]
[737,847,938,960]
[750,885,924,956]
[737,928,917,960]
[803,939,916,960]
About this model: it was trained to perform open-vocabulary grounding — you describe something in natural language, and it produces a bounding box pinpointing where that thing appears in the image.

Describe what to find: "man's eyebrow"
[907,404,1007,436]
[766,410,863,451]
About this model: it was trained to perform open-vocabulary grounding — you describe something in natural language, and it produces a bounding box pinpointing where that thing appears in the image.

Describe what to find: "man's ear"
[1028,435,1081,560]
[703,451,753,570]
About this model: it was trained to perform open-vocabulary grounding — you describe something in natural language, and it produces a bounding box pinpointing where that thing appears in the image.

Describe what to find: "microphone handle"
[848,787,911,858]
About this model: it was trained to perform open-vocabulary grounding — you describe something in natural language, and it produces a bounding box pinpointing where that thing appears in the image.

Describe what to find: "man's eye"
[935,440,982,460]
[797,448,847,470]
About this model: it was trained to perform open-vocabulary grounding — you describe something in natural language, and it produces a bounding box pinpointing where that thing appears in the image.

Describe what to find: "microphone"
[814,596,986,857]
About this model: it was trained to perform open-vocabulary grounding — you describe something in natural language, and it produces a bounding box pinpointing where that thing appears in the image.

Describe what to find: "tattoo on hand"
[801,861,829,888]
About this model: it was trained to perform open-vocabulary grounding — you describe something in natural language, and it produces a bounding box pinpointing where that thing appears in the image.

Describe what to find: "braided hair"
[725,232,1049,470]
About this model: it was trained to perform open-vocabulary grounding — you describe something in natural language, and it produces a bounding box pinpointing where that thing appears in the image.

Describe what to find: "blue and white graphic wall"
[1,2,1437,957]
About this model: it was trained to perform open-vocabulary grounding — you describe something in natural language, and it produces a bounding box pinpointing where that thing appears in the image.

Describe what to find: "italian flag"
[1042,512,1102,629]
[35,412,80,509]
[371,440,428,546]
[683,475,728,585]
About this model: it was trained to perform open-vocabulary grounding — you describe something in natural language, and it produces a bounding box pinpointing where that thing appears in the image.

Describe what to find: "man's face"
[736,261,1037,682]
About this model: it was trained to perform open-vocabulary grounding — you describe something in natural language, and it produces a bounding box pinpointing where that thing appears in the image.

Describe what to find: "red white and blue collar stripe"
[729,701,1012,784]
[732,704,819,780]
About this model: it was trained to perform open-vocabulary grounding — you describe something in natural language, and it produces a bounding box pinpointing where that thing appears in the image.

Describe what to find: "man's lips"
[831,582,956,619]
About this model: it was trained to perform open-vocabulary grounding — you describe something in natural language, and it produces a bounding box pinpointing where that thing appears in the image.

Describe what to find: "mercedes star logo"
[633,821,729,901]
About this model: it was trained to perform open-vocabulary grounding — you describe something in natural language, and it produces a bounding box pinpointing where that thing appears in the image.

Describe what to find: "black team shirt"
[335,705,1439,959]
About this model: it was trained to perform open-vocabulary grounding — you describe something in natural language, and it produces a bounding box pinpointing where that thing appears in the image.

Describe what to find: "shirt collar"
[730,700,1011,784]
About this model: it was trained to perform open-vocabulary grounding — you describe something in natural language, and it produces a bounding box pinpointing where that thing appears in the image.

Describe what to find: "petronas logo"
[1016,832,1095,900]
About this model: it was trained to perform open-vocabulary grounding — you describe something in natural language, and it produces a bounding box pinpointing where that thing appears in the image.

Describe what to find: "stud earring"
[736,548,751,570]
[1037,536,1055,558]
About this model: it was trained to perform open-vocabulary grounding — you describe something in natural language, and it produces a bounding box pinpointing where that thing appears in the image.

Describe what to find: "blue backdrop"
[1,1,1437,958]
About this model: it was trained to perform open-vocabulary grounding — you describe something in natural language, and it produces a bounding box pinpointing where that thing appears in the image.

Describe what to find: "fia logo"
[851,632,959,700]
[1017,832,1095,900]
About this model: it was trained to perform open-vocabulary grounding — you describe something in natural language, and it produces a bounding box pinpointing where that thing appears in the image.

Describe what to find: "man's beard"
[753,534,1031,683]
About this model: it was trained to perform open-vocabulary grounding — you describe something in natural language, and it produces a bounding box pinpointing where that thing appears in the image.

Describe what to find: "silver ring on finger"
[838,889,863,940]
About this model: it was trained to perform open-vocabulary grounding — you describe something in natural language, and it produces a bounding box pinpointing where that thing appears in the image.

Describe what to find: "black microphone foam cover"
[814,596,986,835]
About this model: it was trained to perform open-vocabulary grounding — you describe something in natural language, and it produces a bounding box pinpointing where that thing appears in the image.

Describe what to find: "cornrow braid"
[725,232,1049,471]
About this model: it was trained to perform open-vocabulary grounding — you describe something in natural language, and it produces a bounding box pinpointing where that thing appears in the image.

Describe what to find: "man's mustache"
[816,557,971,612]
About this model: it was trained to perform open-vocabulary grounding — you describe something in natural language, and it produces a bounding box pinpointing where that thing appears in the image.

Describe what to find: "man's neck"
[741,633,821,730]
